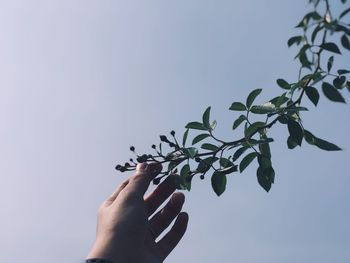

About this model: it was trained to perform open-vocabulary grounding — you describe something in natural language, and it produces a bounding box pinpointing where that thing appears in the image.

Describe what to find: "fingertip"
[136,162,162,175]
[178,211,189,222]
[170,192,185,205]
[136,162,148,172]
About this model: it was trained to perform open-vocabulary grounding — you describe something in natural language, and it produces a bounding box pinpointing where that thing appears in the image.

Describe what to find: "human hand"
[86,162,189,263]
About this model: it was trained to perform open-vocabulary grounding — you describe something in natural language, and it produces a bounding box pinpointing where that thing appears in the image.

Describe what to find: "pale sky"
[0,1,349,262]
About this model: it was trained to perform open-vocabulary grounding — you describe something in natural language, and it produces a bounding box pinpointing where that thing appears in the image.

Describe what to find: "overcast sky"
[0,0,349,262]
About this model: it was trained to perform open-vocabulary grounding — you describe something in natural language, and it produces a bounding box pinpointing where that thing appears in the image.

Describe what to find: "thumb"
[127,162,162,198]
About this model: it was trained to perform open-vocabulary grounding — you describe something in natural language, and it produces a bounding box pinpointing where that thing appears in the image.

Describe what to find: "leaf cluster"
[116,0,348,195]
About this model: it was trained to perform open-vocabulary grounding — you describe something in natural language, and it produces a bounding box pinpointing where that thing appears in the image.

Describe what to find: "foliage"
[116,0,349,195]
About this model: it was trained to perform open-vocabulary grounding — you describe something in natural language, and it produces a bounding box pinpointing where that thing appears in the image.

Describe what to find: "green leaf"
[284,106,309,115]
[232,146,249,162]
[327,56,334,72]
[183,147,198,159]
[211,171,227,196]
[232,114,246,130]
[287,136,298,149]
[257,154,272,169]
[182,128,189,147]
[250,104,276,114]
[202,107,211,129]
[244,125,257,138]
[333,76,347,89]
[229,102,247,111]
[278,115,288,124]
[210,120,217,130]
[192,133,210,145]
[270,93,289,108]
[180,164,190,177]
[335,24,350,35]
[322,82,346,103]
[185,122,207,130]
[320,42,342,54]
[288,36,303,47]
[338,69,350,75]
[295,44,310,59]
[258,134,272,159]
[244,122,265,137]
[180,164,192,191]
[303,130,314,145]
[287,120,303,146]
[315,137,342,151]
[168,159,183,172]
[308,11,322,21]
[309,72,326,86]
[295,20,306,29]
[276,79,291,90]
[311,25,323,43]
[196,157,218,173]
[239,152,258,172]
[305,86,320,106]
[201,143,219,151]
[219,165,238,175]
[219,158,237,174]
[220,157,234,168]
[341,35,350,51]
[304,130,342,151]
[257,166,274,192]
[246,89,262,109]
[299,51,312,69]
[248,137,274,145]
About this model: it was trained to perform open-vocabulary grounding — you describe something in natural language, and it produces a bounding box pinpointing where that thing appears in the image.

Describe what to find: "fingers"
[148,192,185,239]
[104,179,130,205]
[156,212,189,261]
[145,174,178,216]
[125,162,162,199]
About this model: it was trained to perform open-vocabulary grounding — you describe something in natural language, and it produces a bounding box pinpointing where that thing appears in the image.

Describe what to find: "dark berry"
[160,135,169,142]
[153,178,161,185]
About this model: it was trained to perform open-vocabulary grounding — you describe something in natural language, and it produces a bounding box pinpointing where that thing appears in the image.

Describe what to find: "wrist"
[86,259,113,263]
[87,238,127,263]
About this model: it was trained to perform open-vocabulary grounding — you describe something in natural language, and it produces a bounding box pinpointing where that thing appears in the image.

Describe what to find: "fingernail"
[136,162,148,171]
